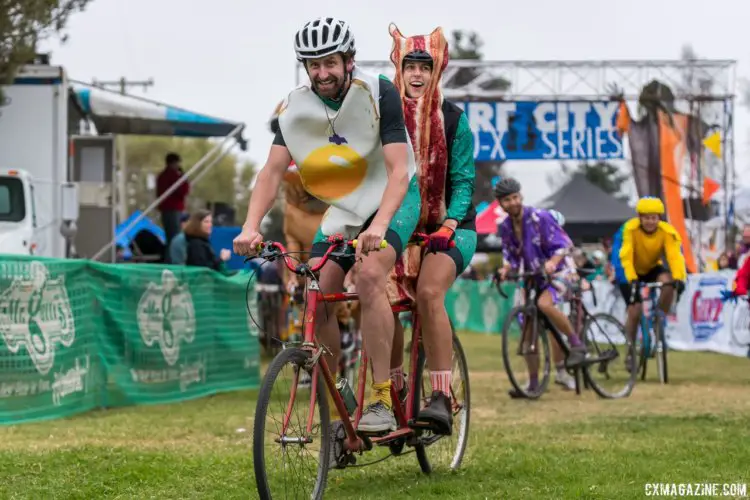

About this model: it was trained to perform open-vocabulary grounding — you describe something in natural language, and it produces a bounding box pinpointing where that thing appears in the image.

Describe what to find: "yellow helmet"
[636,196,665,215]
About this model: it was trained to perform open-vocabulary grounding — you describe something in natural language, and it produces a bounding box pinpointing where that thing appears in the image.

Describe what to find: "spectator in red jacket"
[156,152,190,246]
[732,255,750,296]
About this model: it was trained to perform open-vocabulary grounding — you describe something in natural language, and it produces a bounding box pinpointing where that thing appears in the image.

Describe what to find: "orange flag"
[703,177,720,205]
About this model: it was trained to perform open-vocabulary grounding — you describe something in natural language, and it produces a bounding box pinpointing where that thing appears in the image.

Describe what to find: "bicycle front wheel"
[501,306,550,399]
[655,314,669,384]
[253,347,330,500]
[581,313,636,399]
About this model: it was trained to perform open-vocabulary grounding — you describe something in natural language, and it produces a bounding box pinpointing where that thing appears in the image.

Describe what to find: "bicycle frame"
[502,272,575,359]
[499,271,617,393]
[635,282,674,357]
[258,233,448,454]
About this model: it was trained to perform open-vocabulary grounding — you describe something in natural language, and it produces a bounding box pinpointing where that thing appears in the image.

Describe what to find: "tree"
[445,30,510,93]
[446,29,510,206]
[547,161,630,201]
[0,0,91,101]
[122,136,255,222]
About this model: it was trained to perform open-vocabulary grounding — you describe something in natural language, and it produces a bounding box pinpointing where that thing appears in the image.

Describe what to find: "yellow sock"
[368,380,392,410]
[324,387,338,421]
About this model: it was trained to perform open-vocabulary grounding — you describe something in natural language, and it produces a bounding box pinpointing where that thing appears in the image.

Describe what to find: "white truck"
[0,62,105,259]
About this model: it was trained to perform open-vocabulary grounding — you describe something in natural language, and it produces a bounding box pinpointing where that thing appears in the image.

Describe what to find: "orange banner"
[658,111,697,273]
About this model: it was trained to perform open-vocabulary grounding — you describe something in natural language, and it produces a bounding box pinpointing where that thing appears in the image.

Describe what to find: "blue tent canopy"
[115,210,165,259]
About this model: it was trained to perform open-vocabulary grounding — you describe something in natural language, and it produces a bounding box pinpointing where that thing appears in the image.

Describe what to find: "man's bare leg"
[537,289,587,366]
[656,273,674,313]
[356,246,399,433]
[306,257,346,420]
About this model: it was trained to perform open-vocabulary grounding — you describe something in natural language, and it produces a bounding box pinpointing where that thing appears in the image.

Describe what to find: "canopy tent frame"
[67,81,247,262]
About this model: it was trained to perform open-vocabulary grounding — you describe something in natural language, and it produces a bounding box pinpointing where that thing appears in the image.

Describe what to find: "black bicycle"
[496,271,636,399]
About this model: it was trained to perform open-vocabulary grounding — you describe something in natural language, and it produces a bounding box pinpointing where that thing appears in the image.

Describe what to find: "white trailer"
[0,60,246,261]
[0,64,78,258]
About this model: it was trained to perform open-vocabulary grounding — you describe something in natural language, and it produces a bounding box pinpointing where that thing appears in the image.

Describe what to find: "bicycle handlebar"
[492,270,552,298]
[636,281,679,289]
[252,235,376,275]
[628,280,681,306]
[248,231,451,277]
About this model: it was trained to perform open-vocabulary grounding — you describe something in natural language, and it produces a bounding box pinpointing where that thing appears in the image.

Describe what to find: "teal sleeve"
[445,112,475,223]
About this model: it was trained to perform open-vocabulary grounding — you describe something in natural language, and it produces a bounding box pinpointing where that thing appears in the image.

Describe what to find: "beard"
[313,75,345,97]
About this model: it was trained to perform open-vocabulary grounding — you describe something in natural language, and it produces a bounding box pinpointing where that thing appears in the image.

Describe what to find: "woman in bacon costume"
[387,24,477,434]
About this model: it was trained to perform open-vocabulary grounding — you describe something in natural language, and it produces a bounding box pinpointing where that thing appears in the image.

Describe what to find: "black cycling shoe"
[508,387,528,399]
[565,344,588,368]
[414,391,453,435]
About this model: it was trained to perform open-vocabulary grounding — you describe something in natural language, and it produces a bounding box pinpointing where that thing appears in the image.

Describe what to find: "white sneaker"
[555,370,576,391]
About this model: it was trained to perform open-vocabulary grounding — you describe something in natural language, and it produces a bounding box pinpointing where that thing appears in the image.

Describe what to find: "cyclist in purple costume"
[494,178,587,396]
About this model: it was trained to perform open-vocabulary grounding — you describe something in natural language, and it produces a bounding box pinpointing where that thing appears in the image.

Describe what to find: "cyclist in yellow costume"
[613,196,687,372]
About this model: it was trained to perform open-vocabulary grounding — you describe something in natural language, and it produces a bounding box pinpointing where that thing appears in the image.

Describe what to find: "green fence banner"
[0,256,260,425]
[445,279,516,334]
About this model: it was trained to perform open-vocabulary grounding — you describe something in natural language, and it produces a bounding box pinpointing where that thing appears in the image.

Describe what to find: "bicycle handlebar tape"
[351,240,388,249]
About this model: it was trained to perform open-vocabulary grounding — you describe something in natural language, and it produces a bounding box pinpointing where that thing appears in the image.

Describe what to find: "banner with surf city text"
[455,101,625,162]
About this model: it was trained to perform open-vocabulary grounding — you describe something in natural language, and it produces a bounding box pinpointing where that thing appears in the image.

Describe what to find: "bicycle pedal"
[356,428,389,438]
[407,418,436,430]
[408,419,451,436]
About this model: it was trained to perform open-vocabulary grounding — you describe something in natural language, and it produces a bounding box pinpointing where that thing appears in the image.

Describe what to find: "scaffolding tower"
[297,58,738,260]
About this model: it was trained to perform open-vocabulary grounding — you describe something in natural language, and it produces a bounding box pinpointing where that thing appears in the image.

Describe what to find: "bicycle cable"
[244,251,309,346]
[347,447,416,467]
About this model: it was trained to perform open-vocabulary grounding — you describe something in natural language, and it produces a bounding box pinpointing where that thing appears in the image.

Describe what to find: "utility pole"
[91,77,155,222]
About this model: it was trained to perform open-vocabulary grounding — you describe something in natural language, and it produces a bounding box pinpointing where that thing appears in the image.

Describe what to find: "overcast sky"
[40,0,749,204]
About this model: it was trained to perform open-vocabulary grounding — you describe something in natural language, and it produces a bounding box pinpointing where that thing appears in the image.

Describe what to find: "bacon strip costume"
[386,24,477,303]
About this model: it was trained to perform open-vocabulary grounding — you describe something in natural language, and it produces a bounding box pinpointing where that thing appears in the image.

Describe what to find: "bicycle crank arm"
[585,350,619,365]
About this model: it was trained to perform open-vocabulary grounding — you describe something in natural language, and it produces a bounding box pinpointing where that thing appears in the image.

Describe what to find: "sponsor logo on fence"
[0,261,75,375]
[453,290,471,327]
[481,289,500,330]
[689,276,726,341]
[51,355,90,406]
[136,270,196,366]
[133,270,205,391]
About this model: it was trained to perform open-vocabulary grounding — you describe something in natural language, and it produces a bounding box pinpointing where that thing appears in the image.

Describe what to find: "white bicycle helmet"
[548,209,566,227]
[294,17,356,61]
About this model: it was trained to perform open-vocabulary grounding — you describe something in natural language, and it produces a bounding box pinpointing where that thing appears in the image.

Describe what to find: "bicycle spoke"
[583,313,636,399]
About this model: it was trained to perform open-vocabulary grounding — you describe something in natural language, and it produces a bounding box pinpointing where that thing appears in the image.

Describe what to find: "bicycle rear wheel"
[581,313,636,399]
[413,328,470,474]
[501,306,550,399]
[253,347,330,500]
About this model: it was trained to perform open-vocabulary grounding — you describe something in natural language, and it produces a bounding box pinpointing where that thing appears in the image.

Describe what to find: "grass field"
[2,332,750,499]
